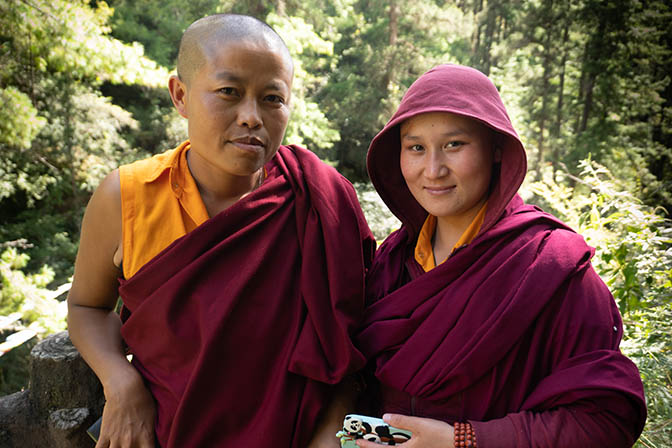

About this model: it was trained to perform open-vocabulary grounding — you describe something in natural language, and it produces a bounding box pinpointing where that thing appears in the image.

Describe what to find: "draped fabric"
[118,145,375,447]
[360,65,646,446]
[359,198,646,446]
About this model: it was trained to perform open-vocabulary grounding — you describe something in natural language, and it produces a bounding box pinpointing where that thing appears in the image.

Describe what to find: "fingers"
[95,408,156,448]
[382,413,424,431]
[356,440,390,448]
[95,431,154,448]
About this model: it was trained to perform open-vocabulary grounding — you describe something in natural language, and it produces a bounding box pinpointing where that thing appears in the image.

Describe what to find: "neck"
[433,199,486,262]
[186,150,264,217]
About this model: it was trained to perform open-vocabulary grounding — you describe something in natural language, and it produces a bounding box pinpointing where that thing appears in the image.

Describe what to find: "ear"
[168,75,189,118]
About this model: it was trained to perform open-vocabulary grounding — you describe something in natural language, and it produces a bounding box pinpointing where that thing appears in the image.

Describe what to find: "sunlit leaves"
[268,12,341,152]
[0,87,46,150]
[0,248,66,335]
[526,160,672,446]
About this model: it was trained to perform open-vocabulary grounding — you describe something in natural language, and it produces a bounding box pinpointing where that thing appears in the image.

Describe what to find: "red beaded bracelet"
[453,421,477,448]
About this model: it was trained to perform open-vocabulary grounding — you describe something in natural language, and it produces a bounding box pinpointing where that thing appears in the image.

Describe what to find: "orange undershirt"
[414,202,488,272]
[119,141,210,279]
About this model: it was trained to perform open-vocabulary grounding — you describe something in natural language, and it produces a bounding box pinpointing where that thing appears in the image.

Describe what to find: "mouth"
[230,136,265,152]
[424,185,456,195]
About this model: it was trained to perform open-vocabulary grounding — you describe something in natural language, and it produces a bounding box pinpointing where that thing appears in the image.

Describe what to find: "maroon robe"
[360,65,646,447]
[118,145,375,447]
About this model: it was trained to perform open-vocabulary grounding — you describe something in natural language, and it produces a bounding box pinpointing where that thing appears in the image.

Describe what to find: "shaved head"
[176,14,293,85]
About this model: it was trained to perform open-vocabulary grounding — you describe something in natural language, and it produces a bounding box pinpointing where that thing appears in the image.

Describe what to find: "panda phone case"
[336,414,412,446]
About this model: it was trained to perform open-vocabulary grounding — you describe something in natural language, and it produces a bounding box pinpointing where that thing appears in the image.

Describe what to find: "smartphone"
[87,416,102,442]
[336,414,412,446]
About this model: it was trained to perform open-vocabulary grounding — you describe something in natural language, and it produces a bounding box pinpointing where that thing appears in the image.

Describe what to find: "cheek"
[266,109,290,138]
[464,154,494,191]
[399,152,416,184]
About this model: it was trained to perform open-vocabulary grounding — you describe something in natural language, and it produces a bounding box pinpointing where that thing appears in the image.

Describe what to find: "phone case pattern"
[336,414,412,446]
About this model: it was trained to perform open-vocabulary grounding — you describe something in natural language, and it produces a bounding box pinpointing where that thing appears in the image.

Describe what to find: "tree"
[321,0,473,179]
[0,0,168,282]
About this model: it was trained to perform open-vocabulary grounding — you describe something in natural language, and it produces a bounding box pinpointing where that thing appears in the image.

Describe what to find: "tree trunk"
[481,3,498,75]
[382,1,399,92]
[577,16,606,135]
[552,21,569,167]
[389,0,399,46]
[535,66,550,178]
[534,33,553,179]
[579,72,596,134]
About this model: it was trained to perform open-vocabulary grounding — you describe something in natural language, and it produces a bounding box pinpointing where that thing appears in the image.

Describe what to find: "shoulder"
[277,144,359,201]
[92,168,121,208]
[279,144,345,179]
[543,228,594,269]
[119,147,180,183]
[84,169,122,248]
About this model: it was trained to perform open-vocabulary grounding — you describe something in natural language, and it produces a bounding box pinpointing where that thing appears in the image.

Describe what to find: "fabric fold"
[119,145,374,448]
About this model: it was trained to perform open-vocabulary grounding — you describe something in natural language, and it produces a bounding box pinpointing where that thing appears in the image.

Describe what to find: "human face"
[399,112,497,230]
[170,39,293,182]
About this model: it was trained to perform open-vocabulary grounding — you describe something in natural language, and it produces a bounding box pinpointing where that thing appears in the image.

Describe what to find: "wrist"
[101,361,145,400]
[453,421,478,448]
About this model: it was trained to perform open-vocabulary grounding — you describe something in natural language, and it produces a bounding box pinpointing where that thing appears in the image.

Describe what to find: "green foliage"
[0,87,46,152]
[0,246,68,395]
[525,160,672,446]
[268,13,341,157]
[0,335,38,396]
[107,0,219,68]
[0,0,171,282]
[0,248,67,334]
[353,182,399,242]
[319,0,473,179]
[622,306,672,447]
[0,4,670,445]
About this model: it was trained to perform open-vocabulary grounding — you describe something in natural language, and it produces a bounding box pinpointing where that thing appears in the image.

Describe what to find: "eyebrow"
[214,71,242,82]
[401,129,469,140]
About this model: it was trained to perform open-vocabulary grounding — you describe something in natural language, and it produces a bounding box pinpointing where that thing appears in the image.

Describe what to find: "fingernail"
[382,413,391,422]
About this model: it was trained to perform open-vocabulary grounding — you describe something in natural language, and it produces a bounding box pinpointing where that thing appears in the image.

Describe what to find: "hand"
[356,414,455,448]
[96,370,156,448]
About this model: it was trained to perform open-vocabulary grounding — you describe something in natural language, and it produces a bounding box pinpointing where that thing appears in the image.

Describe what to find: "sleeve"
[471,265,646,448]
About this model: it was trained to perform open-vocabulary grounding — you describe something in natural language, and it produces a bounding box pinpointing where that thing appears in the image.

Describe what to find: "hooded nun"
[358,65,646,447]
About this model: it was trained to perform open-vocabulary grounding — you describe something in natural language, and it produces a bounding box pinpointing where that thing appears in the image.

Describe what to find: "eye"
[445,140,465,150]
[264,94,285,104]
[218,87,238,96]
[404,144,424,152]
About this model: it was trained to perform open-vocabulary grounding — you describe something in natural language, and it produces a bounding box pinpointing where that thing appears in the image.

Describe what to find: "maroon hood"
[367,64,527,239]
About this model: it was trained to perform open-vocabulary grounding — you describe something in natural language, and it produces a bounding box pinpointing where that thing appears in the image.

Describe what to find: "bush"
[525,160,672,446]
[0,246,68,395]
[353,182,400,243]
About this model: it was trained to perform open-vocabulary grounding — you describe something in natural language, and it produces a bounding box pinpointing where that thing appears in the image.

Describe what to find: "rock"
[0,331,103,447]
[49,407,93,446]
[30,331,103,413]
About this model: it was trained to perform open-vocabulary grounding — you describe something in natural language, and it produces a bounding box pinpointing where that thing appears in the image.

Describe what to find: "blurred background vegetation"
[0,0,669,445]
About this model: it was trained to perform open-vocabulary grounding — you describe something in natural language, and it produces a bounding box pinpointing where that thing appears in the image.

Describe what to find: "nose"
[424,149,448,179]
[237,97,262,129]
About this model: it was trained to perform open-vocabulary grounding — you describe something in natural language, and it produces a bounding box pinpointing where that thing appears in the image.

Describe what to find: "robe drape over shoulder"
[118,145,375,448]
[360,65,646,447]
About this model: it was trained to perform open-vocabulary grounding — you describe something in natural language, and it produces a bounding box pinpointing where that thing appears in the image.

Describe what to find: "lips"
[230,136,265,151]
[424,185,456,195]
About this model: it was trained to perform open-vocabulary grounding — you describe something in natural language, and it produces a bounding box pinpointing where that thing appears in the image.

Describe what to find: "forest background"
[0,0,670,446]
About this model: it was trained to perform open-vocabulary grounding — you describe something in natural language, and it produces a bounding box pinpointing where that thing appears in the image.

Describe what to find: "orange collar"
[414,201,488,272]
